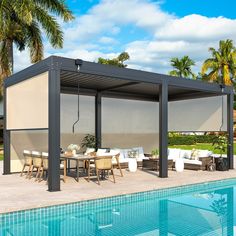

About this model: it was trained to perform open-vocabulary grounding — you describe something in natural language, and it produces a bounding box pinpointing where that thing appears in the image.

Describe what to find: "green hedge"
[168,135,216,145]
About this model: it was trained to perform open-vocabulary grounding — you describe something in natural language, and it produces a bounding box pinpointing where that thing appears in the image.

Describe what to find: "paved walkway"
[0,162,236,214]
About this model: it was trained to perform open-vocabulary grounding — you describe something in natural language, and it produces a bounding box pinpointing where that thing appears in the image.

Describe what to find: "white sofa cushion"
[173,159,202,165]
[197,150,212,158]
[168,148,181,160]
[132,147,147,161]
[183,159,202,165]
[179,150,192,159]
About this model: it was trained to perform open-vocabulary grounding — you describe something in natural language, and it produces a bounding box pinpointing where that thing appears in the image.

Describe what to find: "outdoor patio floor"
[1,161,236,214]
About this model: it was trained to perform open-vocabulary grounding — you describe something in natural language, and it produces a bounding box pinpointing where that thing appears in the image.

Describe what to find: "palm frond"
[34,6,63,48]
[34,0,74,21]
[24,21,43,63]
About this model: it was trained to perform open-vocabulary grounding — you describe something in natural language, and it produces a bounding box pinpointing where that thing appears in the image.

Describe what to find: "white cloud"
[13,0,236,75]
[155,14,236,42]
[63,0,173,43]
[99,36,117,44]
[13,49,31,73]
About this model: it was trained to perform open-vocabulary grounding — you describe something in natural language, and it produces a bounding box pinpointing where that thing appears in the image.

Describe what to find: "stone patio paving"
[1,160,236,214]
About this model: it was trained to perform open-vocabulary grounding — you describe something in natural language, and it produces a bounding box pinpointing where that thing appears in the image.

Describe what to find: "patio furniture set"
[20,146,215,185]
[20,149,124,185]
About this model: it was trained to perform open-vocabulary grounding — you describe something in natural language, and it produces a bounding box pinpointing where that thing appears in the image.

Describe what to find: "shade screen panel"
[169,96,227,132]
[102,98,159,152]
[6,72,48,130]
[60,94,95,150]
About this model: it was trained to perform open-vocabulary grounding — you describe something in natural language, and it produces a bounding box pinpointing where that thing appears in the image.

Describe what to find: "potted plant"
[81,134,97,150]
[212,134,230,171]
[151,148,159,159]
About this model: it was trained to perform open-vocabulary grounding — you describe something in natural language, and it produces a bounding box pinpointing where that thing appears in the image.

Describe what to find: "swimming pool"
[0,178,235,236]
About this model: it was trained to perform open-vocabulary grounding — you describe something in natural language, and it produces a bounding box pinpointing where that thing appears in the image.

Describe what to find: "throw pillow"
[191,149,200,160]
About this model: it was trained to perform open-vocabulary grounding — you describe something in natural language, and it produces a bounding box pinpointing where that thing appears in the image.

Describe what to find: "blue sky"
[15,0,236,74]
[67,0,236,19]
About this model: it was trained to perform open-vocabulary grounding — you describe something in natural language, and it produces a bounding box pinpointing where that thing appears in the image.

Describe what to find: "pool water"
[0,179,236,236]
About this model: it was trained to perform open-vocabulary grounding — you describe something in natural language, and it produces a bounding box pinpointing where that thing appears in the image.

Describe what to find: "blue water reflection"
[0,185,235,236]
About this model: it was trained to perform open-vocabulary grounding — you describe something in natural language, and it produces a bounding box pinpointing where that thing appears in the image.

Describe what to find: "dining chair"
[89,156,115,185]
[21,150,33,178]
[29,151,42,181]
[39,152,48,182]
[113,153,123,177]
[39,152,65,182]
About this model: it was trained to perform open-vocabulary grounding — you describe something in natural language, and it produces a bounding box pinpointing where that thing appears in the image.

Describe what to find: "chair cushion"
[42,152,48,157]
[96,149,107,155]
[23,150,31,155]
[109,149,120,156]
[85,148,95,155]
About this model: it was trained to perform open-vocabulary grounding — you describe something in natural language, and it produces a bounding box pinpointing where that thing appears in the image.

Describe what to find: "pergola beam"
[48,58,61,191]
[227,91,234,169]
[159,82,168,178]
[95,92,102,148]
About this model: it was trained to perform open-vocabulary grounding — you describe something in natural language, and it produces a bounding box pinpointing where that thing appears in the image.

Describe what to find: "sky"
[14,0,236,74]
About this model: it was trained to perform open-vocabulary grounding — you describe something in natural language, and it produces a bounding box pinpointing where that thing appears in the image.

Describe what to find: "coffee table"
[142,158,173,171]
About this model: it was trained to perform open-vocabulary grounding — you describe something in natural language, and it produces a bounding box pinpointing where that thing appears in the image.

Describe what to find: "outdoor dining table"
[60,154,95,182]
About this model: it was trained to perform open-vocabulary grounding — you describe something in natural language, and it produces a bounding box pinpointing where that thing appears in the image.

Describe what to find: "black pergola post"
[159,82,168,178]
[48,58,61,191]
[3,86,11,175]
[95,92,102,148]
[227,92,234,169]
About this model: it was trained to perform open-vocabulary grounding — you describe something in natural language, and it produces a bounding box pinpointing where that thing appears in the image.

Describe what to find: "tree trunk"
[6,39,13,74]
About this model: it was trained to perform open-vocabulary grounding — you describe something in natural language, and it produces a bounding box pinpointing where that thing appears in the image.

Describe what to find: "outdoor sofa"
[93,147,212,171]
[168,148,212,171]
[96,147,149,169]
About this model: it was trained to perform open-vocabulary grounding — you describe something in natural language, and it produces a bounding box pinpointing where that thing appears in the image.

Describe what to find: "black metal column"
[227,92,234,169]
[95,92,102,148]
[48,59,61,191]
[3,86,10,175]
[159,82,168,178]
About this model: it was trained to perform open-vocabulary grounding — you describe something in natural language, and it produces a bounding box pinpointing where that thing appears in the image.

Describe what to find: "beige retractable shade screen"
[6,72,49,130]
[168,96,227,132]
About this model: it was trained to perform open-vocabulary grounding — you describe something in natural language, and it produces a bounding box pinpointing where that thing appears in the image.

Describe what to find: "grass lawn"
[0,154,3,161]
[169,143,236,155]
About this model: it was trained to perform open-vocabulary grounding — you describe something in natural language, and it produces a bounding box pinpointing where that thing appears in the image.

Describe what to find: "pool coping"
[1,177,236,217]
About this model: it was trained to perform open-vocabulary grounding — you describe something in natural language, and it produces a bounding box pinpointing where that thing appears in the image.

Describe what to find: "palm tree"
[0,0,74,83]
[201,39,236,86]
[169,56,196,79]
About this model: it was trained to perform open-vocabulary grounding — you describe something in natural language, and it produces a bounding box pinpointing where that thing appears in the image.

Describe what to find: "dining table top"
[60,154,95,161]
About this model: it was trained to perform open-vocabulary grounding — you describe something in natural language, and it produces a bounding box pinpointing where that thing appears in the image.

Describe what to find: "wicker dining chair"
[29,151,42,181]
[113,153,123,177]
[21,150,33,178]
[38,152,48,182]
[90,156,115,185]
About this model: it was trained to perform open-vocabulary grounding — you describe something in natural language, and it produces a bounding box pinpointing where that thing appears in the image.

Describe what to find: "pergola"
[3,56,234,191]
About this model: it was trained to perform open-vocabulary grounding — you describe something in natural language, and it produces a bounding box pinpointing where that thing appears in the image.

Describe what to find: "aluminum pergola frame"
[3,56,234,192]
